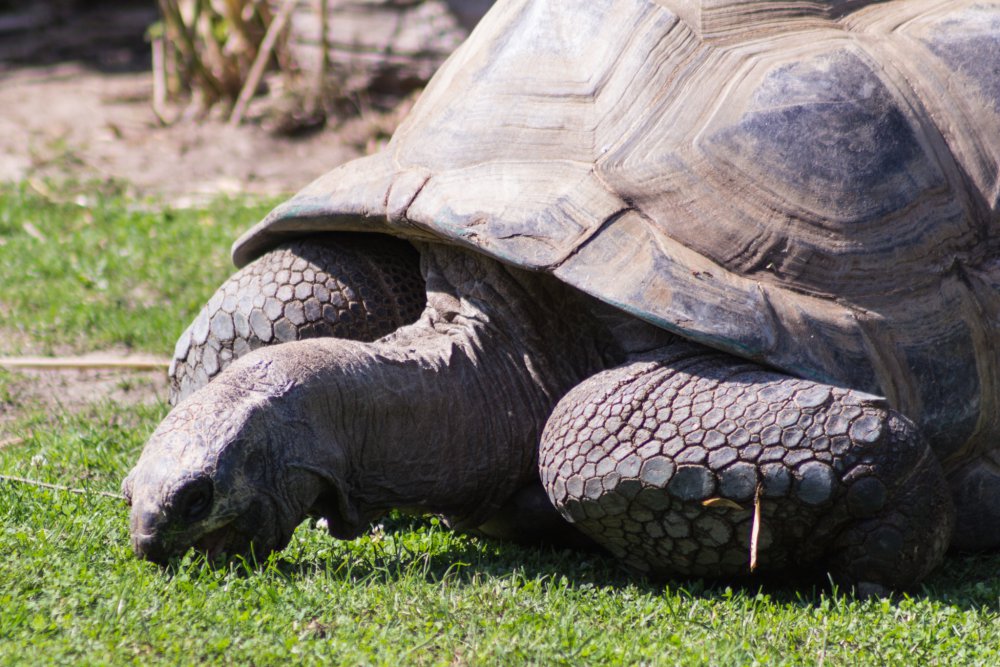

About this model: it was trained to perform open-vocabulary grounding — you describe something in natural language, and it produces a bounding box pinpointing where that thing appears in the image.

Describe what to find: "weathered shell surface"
[233,0,1000,466]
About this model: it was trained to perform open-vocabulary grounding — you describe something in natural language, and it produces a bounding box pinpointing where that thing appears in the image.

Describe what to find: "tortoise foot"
[946,450,1000,551]
[539,343,954,588]
[168,234,424,404]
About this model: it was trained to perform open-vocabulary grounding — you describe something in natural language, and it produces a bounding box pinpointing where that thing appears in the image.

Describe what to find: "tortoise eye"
[175,477,214,522]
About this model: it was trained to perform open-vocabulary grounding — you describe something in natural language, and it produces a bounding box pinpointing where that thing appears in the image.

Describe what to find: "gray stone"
[676,446,707,464]
[703,430,727,449]
[781,427,804,448]
[597,490,628,514]
[207,291,224,315]
[698,515,731,547]
[233,337,251,357]
[663,514,690,538]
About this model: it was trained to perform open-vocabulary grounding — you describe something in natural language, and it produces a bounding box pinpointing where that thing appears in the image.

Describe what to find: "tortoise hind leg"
[946,450,1000,551]
[539,343,954,590]
[169,234,424,404]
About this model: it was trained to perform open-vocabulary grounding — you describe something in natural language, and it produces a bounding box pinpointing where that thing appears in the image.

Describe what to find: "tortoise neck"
[300,245,615,531]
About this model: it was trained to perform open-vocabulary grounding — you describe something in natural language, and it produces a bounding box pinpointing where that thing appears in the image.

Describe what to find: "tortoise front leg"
[169,234,424,404]
[539,343,954,590]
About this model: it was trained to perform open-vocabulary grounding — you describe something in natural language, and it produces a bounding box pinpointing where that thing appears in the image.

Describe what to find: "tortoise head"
[121,352,360,565]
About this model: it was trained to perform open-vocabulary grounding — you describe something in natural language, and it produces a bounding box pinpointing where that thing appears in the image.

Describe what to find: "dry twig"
[750,482,763,572]
[0,357,169,371]
[0,474,125,500]
[230,0,298,125]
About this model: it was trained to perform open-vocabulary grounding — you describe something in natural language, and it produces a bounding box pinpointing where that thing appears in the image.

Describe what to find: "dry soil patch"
[0,352,169,438]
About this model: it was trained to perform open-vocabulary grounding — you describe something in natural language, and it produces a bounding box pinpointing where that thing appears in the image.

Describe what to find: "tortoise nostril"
[133,532,171,565]
[134,509,161,535]
[175,477,214,522]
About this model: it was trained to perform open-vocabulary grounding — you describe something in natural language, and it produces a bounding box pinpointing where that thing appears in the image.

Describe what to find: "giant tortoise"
[123,0,1000,590]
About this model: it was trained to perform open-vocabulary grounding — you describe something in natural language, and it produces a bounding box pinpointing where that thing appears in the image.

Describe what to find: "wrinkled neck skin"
[125,243,618,560]
[304,243,617,532]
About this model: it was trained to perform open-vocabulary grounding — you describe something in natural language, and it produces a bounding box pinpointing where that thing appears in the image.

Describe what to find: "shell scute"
[908,3,1000,213]
[700,48,942,224]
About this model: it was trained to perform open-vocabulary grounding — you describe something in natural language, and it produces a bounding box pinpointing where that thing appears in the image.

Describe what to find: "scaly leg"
[946,449,1000,551]
[540,342,954,589]
[169,234,424,403]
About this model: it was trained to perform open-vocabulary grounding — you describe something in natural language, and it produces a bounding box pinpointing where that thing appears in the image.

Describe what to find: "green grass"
[3,186,1000,664]
[0,183,276,355]
[3,400,1000,664]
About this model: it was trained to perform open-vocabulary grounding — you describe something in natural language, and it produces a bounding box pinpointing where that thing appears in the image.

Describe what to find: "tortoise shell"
[232,0,1000,467]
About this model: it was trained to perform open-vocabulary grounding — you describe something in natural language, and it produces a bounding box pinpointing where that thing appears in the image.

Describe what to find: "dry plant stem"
[0,357,170,371]
[0,437,25,450]
[197,8,238,96]
[316,0,329,107]
[152,35,170,124]
[230,0,298,125]
[221,0,258,53]
[750,483,762,572]
[159,0,224,102]
[0,474,125,500]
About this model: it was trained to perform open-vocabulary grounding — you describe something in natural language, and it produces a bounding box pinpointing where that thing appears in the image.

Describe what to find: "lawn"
[2,185,1000,665]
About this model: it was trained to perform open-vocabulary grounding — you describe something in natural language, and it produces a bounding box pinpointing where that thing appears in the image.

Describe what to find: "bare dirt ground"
[0,63,389,202]
[0,3,406,414]
[0,362,168,440]
[0,2,402,201]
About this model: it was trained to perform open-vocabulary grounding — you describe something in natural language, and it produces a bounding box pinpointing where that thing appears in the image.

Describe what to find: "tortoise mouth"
[191,502,296,565]
[193,521,283,564]
[196,522,235,561]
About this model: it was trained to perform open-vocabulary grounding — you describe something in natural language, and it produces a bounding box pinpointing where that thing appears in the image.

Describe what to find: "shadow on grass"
[157,512,1000,613]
